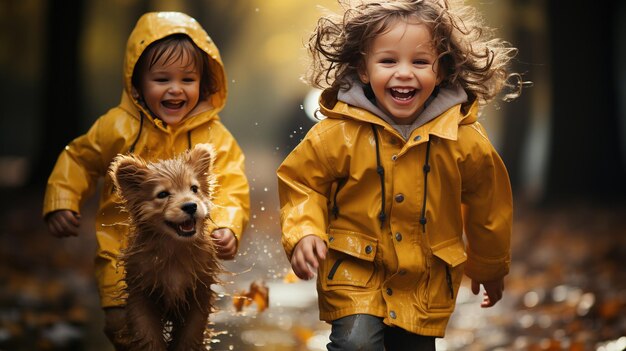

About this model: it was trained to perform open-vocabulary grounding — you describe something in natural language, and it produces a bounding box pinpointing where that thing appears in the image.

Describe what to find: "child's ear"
[436,62,445,85]
[436,73,443,86]
[357,64,370,84]
[187,143,216,182]
[131,86,141,101]
[359,73,369,84]
[109,154,149,201]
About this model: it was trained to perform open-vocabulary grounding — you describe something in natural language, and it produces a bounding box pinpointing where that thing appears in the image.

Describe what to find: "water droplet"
[231,79,236,83]
[263,187,268,192]
[260,206,265,211]
[255,8,260,12]
[300,105,304,110]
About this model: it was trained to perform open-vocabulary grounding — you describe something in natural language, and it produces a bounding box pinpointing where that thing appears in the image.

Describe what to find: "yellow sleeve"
[42,117,110,217]
[207,123,250,241]
[461,126,513,282]
[277,126,336,259]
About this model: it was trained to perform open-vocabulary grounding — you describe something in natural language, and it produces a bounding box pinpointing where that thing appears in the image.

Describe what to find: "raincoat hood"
[122,12,227,123]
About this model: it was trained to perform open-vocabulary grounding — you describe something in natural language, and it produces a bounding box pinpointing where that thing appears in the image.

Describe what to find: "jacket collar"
[119,90,218,133]
[320,86,478,142]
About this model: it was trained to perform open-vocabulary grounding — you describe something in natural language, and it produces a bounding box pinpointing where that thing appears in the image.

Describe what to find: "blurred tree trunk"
[30,0,85,186]
[498,0,533,195]
[544,0,626,203]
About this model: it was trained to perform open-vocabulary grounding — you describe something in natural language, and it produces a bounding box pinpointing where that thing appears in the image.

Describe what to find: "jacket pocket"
[425,238,467,310]
[321,228,378,291]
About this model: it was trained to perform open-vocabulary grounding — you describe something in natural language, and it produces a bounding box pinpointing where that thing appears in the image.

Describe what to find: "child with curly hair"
[277,0,523,349]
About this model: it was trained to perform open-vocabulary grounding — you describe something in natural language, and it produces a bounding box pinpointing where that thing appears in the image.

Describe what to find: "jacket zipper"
[327,258,345,280]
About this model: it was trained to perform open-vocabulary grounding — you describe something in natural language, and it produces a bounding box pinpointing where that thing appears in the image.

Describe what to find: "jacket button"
[329,236,334,242]
[386,288,393,296]
[414,135,421,141]
[365,245,372,254]
[395,232,402,241]
[391,154,397,161]
[394,194,404,203]
[390,311,397,319]
[399,269,407,275]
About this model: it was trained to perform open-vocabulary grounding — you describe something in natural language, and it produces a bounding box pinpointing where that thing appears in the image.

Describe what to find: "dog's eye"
[191,185,199,193]
[156,191,170,199]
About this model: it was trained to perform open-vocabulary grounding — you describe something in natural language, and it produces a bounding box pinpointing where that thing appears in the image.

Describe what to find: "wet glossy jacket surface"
[278,89,511,336]
[43,12,250,308]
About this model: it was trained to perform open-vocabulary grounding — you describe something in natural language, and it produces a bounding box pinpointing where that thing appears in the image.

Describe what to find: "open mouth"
[166,218,196,237]
[162,100,185,109]
[390,88,416,101]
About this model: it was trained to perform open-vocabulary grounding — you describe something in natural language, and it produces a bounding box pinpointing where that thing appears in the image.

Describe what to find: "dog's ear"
[187,143,215,180]
[109,154,150,202]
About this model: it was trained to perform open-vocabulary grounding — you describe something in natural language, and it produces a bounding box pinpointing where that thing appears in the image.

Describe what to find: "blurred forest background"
[1,0,625,350]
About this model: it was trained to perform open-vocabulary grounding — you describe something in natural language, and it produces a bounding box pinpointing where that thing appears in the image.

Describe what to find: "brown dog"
[109,143,222,350]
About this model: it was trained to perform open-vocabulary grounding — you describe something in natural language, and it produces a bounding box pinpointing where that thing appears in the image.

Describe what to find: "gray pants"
[327,314,436,351]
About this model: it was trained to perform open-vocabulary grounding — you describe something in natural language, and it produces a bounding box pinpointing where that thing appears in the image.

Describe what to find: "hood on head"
[123,12,227,115]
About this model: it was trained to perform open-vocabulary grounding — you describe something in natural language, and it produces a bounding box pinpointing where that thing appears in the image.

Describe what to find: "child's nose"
[394,63,413,78]
[168,83,183,94]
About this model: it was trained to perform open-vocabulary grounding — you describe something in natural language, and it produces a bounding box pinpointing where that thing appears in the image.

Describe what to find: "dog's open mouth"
[166,219,196,237]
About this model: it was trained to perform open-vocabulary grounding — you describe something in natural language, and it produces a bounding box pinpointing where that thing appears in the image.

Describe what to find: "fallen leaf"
[232,279,269,313]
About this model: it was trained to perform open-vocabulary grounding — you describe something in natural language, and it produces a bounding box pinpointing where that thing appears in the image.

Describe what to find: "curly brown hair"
[306,0,523,104]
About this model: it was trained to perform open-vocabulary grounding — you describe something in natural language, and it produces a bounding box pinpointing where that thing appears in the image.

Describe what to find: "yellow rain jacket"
[278,88,511,337]
[43,12,250,308]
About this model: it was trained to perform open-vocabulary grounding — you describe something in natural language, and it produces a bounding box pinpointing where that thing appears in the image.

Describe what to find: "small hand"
[210,228,238,260]
[291,235,327,280]
[472,278,504,308]
[46,210,81,238]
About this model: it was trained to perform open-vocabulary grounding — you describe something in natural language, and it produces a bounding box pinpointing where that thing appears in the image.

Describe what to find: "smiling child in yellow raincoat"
[43,12,249,348]
[278,0,524,349]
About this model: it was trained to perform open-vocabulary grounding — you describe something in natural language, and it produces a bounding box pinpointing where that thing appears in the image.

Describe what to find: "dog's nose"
[181,202,197,215]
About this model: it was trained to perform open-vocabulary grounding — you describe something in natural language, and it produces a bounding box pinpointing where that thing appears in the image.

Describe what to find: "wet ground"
[1,188,625,350]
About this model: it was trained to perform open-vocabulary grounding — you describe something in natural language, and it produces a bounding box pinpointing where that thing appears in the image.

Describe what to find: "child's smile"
[390,87,416,101]
[162,99,185,110]
[359,18,440,125]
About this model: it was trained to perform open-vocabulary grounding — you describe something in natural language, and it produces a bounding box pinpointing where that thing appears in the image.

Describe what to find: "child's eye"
[156,191,170,199]
[380,59,395,64]
[191,185,199,193]
[414,59,431,65]
[183,78,197,83]
[154,78,168,82]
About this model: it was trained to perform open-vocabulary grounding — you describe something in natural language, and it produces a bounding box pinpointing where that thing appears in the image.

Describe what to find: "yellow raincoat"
[43,12,250,308]
[278,88,511,337]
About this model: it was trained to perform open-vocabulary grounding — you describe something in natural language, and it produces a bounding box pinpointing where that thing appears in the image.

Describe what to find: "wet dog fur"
[109,143,222,350]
